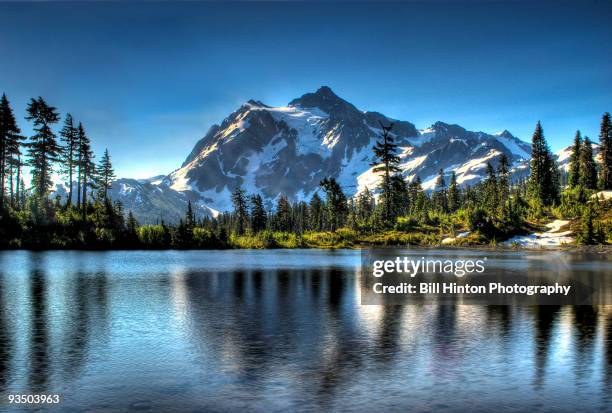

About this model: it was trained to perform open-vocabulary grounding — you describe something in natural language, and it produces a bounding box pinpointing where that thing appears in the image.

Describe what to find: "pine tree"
[497,153,510,210]
[308,192,324,231]
[77,123,95,214]
[599,112,612,189]
[293,201,309,233]
[356,187,375,226]
[0,94,24,209]
[579,136,597,190]
[274,194,292,232]
[447,171,460,212]
[527,121,559,206]
[59,114,79,205]
[24,97,61,199]
[568,131,582,188]
[371,123,401,224]
[95,148,116,201]
[433,169,447,212]
[389,174,409,219]
[483,163,498,213]
[320,177,347,231]
[126,210,139,240]
[578,204,595,245]
[185,200,196,230]
[231,186,248,235]
[408,176,425,215]
[250,194,267,233]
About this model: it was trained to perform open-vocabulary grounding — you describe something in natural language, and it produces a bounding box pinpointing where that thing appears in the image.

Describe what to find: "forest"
[0,93,611,249]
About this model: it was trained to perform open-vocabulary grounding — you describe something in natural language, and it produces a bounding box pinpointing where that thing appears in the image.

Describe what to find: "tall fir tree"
[274,194,293,232]
[433,169,447,212]
[356,187,375,226]
[185,200,196,230]
[25,97,61,199]
[497,154,511,214]
[447,171,460,212]
[95,148,116,201]
[231,186,248,235]
[0,94,24,209]
[568,130,582,187]
[77,123,95,215]
[308,192,324,231]
[249,194,267,233]
[371,123,401,224]
[59,114,79,205]
[527,121,559,206]
[599,112,612,189]
[579,136,597,190]
[320,177,347,231]
[483,163,498,213]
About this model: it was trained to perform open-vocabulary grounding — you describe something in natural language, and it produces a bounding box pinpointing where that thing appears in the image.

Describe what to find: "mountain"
[53,86,575,224]
[51,177,216,224]
[161,86,531,212]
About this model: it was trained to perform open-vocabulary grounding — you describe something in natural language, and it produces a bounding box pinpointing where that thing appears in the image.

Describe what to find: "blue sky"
[1,1,610,178]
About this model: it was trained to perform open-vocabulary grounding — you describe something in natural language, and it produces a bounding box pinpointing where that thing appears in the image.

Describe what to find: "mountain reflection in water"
[0,250,610,412]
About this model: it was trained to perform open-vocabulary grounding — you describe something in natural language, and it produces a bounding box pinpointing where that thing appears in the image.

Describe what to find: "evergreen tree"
[274,194,292,232]
[408,176,425,215]
[371,123,401,224]
[579,136,597,190]
[578,204,595,245]
[0,94,24,209]
[59,113,79,205]
[250,194,267,233]
[320,177,347,231]
[77,123,95,214]
[356,187,375,227]
[126,210,139,242]
[308,192,324,231]
[185,200,196,230]
[497,154,510,211]
[433,169,447,212]
[24,97,61,199]
[483,163,498,213]
[447,171,460,212]
[527,121,559,206]
[95,148,116,201]
[231,186,248,235]
[293,201,309,233]
[389,174,409,219]
[568,131,582,187]
[599,112,612,189]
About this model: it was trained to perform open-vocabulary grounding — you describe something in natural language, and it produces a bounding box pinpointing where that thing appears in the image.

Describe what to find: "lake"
[0,249,610,412]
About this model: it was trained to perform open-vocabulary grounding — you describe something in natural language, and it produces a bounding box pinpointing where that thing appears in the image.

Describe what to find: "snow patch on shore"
[441,231,471,245]
[502,220,573,247]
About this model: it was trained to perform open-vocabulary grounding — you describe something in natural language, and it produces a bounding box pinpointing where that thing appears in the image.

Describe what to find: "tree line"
[1,90,610,248]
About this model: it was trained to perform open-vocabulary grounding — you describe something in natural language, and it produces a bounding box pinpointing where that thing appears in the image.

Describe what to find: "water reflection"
[0,270,12,392]
[0,250,609,412]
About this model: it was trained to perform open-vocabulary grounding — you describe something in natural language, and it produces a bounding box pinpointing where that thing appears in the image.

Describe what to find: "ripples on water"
[0,250,610,412]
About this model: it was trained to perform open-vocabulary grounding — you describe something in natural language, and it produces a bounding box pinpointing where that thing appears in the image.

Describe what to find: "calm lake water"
[0,249,610,412]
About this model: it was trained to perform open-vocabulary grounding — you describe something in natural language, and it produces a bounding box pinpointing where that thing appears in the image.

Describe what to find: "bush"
[138,225,170,248]
[192,228,222,248]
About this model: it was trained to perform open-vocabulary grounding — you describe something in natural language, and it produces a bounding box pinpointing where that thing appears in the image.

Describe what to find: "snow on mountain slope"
[158,87,534,212]
[50,87,542,222]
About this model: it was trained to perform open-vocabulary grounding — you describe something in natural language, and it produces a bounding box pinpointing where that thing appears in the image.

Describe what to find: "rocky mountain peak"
[288,86,360,118]
[497,129,516,139]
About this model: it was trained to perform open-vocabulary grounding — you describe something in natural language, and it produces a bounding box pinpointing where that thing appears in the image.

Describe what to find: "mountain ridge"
[55,86,587,224]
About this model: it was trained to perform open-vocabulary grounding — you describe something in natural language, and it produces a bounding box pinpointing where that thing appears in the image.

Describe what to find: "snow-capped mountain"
[51,86,541,223]
[51,177,216,224]
[160,86,531,211]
